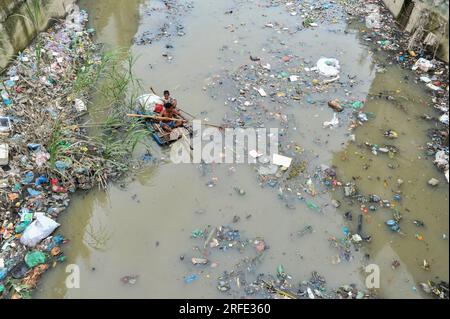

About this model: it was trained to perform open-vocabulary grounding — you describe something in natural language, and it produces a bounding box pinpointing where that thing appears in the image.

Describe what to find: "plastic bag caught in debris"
[316,57,340,77]
[136,94,164,112]
[323,113,339,128]
[20,215,60,247]
[366,12,381,29]
[412,58,434,72]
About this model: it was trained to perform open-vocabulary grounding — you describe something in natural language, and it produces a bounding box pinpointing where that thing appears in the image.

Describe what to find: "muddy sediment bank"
[0,5,144,298]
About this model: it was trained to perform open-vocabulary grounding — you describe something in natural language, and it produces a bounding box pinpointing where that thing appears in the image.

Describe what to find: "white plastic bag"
[65,5,83,31]
[316,57,340,77]
[74,99,87,112]
[323,113,339,128]
[434,150,449,171]
[136,94,164,112]
[412,58,434,72]
[20,215,60,247]
[366,12,381,29]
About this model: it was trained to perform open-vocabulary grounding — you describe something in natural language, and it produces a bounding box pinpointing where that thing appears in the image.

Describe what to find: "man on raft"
[159,102,187,132]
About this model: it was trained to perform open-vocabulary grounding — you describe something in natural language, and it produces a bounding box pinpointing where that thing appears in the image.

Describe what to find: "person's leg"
[160,121,173,132]
[174,120,184,128]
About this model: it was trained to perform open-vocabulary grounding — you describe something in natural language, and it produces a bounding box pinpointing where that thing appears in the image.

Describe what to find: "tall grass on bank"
[58,48,150,189]
[14,0,44,72]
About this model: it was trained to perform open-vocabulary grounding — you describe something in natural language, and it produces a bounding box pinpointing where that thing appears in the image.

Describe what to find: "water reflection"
[79,0,144,48]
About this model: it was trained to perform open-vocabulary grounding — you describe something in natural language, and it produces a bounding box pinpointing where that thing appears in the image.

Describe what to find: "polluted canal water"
[34,0,448,299]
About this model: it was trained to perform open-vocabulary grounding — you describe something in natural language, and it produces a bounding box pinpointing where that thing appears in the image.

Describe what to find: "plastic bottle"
[1,91,12,106]
[306,200,320,211]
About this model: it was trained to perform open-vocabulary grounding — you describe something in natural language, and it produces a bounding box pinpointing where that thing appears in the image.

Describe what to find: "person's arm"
[172,98,178,108]
[173,109,187,122]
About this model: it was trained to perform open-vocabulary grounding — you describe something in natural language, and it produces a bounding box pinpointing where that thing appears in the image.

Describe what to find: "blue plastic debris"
[142,153,153,162]
[386,219,400,231]
[22,171,34,184]
[55,161,70,171]
[35,176,49,186]
[0,268,7,281]
[184,274,199,284]
[1,91,12,106]
[27,188,41,197]
[19,208,33,222]
[53,234,64,245]
[342,226,350,236]
[27,143,42,151]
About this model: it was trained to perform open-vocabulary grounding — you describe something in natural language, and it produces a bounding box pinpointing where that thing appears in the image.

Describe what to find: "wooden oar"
[127,113,227,129]
[126,113,184,122]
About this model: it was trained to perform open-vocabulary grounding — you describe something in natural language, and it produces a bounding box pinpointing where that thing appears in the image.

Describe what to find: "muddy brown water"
[35,0,448,298]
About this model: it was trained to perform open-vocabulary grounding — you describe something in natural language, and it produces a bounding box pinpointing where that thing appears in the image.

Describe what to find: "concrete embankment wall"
[0,0,76,72]
[383,0,449,62]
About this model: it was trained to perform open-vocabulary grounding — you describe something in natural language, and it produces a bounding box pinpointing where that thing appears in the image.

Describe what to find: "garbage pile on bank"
[0,7,133,299]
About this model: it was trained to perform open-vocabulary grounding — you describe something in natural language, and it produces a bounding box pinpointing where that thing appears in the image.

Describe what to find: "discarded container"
[272,154,292,168]
[0,117,11,135]
[328,100,343,112]
[351,101,364,109]
[0,268,7,280]
[27,143,42,152]
[276,265,286,280]
[1,91,12,106]
[191,258,209,265]
[120,275,139,285]
[191,229,204,238]
[305,200,320,211]
[0,143,9,166]
[255,87,267,97]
